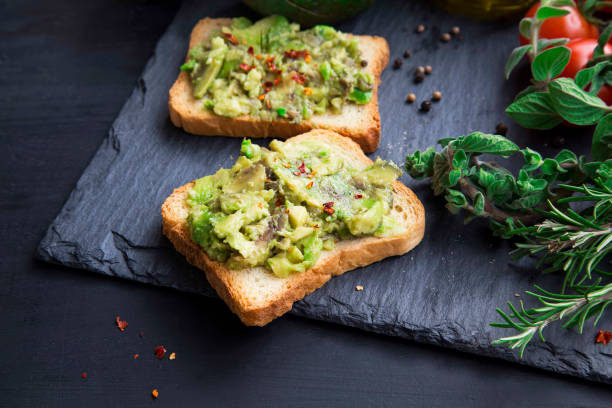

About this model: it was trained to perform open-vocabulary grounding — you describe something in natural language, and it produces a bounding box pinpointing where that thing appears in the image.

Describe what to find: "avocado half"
[243,0,375,27]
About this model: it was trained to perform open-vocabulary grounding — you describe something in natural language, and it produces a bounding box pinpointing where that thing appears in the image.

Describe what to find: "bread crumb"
[355,285,364,291]
[514,293,520,297]
[169,352,176,360]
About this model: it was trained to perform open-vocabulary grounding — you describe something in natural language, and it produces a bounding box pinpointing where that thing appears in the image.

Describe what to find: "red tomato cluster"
[520,2,611,105]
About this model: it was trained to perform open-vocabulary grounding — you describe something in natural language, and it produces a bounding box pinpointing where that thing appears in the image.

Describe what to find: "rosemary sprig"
[492,283,612,358]
[406,132,612,356]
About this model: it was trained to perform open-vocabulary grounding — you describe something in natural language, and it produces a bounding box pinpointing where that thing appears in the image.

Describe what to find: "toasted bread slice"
[161,130,425,326]
[168,18,390,153]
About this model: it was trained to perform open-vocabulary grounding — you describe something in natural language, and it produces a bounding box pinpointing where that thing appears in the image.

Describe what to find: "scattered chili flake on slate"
[355,285,364,291]
[169,353,176,360]
[432,91,442,101]
[393,58,402,69]
[222,32,238,45]
[115,316,128,332]
[134,354,139,359]
[441,33,451,42]
[596,330,612,345]
[354,194,363,199]
[154,346,167,359]
[495,122,508,136]
[247,46,254,55]
[403,49,411,58]
[420,100,432,112]
[360,60,368,67]
[406,93,416,103]
[415,24,425,33]
[152,389,159,399]
[81,372,87,379]
[139,332,143,338]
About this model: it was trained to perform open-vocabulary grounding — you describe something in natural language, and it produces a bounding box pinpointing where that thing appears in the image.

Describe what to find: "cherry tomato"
[559,39,612,105]
[519,3,599,46]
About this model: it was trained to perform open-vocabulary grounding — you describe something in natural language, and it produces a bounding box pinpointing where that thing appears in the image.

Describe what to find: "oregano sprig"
[405,132,612,356]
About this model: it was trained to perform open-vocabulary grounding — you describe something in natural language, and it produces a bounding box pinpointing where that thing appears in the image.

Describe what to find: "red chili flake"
[596,330,612,345]
[293,171,301,176]
[154,346,167,359]
[222,32,238,45]
[264,87,271,93]
[313,224,319,229]
[139,332,143,338]
[115,316,128,332]
[284,49,309,59]
[265,99,271,109]
[275,198,284,207]
[298,162,306,173]
[306,181,314,189]
[354,194,363,199]
[323,207,335,215]
[274,78,280,85]
[134,354,139,359]
[239,62,253,72]
[291,73,306,85]
[81,372,87,379]
[264,81,274,88]
[265,56,277,71]
[322,202,334,208]
[152,389,159,399]
[247,46,254,55]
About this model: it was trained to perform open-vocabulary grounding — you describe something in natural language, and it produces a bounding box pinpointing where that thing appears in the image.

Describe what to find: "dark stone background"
[3,0,612,406]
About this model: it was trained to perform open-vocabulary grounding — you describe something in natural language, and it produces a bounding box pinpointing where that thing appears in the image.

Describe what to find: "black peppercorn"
[360,60,368,67]
[414,71,425,83]
[421,100,432,111]
[403,49,411,58]
[495,122,508,136]
[393,58,402,69]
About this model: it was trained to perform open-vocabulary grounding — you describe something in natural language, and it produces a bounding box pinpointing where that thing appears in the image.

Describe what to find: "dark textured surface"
[32,0,611,389]
[6,0,612,406]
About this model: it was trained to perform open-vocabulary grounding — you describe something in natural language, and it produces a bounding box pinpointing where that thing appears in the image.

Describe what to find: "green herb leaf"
[535,6,570,20]
[448,169,462,187]
[521,148,543,172]
[594,23,612,59]
[531,46,571,81]
[405,147,436,178]
[592,114,612,161]
[541,158,565,175]
[450,132,519,157]
[548,78,610,125]
[445,189,467,209]
[519,18,533,40]
[473,192,485,215]
[452,149,468,170]
[506,92,563,129]
[537,38,570,49]
[505,45,531,79]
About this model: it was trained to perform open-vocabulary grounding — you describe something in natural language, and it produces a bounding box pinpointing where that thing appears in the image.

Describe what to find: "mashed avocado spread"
[180,16,374,123]
[186,139,404,278]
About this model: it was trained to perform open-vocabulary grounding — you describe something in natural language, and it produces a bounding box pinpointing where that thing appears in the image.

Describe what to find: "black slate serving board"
[37,0,612,383]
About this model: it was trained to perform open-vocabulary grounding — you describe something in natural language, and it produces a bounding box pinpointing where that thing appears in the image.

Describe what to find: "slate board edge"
[34,2,612,385]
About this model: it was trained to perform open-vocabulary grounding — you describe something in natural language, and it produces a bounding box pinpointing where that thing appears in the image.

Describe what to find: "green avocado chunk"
[186,139,404,278]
